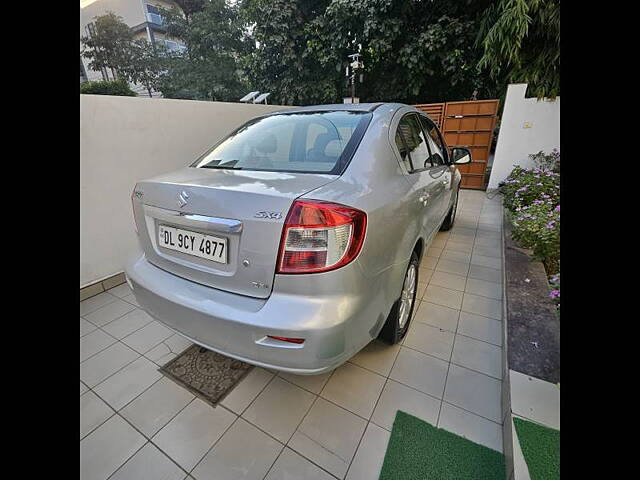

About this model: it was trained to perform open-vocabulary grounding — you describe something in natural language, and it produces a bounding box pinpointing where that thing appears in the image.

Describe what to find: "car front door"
[419,115,453,221]
[394,113,443,241]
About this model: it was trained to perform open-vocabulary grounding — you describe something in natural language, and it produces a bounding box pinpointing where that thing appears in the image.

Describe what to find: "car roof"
[267,102,408,116]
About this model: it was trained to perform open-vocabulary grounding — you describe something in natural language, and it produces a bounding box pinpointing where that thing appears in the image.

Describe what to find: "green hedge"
[80,79,136,96]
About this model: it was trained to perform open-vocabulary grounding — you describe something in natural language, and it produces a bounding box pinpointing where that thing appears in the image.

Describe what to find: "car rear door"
[394,113,443,240]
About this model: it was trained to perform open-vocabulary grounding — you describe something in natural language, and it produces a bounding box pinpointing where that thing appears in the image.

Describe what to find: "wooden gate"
[415,99,499,190]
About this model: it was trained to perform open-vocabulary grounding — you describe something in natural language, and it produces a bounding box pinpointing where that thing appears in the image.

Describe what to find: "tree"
[128,39,171,97]
[81,12,134,81]
[158,0,249,101]
[476,0,560,98]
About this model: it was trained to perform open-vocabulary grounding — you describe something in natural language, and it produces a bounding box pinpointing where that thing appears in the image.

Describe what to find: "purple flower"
[554,205,560,212]
[546,221,556,229]
[549,290,560,299]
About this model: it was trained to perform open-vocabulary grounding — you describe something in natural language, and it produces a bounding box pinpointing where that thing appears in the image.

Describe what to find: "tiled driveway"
[80,189,504,480]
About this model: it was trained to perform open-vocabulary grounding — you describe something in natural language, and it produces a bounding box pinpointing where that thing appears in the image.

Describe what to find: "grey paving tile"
[107,283,133,299]
[242,377,315,443]
[320,363,385,419]
[192,418,283,480]
[80,390,114,440]
[289,398,367,478]
[110,442,185,480]
[102,309,154,340]
[435,258,469,276]
[403,323,455,362]
[94,356,163,410]
[418,267,434,284]
[122,320,175,354]
[80,415,146,480]
[280,370,332,395]
[80,342,140,388]
[349,340,400,377]
[220,367,275,415]
[389,347,448,398]
[122,294,141,307]
[457,312,502,346]
[465,277,502,300]
[371,379,440,431]
[471,254,503,270]
[439,250,472,264]
[429,271,467,292]
[265,448,334,480]
[424,284,464,310]
[425,246,443,258]
[473,236,502,248]
[444,240,474,254]
[413,301,459,332]
[452,335,502,379]
[510,370,560,429]
[438,402,503,452]
[345,422,390,480]
[84,299,136,327]
[153,398,236,471]
[80,317,97,337]
[421,256,438,269]
[473,245,501,258]
[81,381,88,396]
[80,292,119,316]
[468,264,503,283]
[462,293,503,320]
[444,364,502,423]
[80,329,117,362]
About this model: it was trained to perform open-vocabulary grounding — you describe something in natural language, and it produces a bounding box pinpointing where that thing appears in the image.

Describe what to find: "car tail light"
[276,199,367,274]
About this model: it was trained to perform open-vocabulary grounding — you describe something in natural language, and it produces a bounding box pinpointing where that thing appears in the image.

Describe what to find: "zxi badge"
[177,191,189,209]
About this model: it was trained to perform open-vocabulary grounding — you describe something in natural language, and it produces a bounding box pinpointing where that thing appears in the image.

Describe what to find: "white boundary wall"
[488,84,560,189]
[80,95,290,287]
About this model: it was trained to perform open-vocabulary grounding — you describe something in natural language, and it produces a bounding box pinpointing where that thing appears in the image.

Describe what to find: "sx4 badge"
[254,211,282,219]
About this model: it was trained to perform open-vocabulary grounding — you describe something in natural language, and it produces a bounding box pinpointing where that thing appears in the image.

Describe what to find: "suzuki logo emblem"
[177,191,189,209]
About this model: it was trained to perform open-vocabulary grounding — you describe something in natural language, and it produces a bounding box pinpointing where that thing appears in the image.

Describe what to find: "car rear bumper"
[125,253,389,374]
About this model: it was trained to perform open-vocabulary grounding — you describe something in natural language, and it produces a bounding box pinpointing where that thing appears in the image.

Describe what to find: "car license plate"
[158,225,227,264]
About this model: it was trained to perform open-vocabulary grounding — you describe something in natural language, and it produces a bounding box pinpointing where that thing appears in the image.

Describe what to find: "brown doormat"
[159,345,253,407]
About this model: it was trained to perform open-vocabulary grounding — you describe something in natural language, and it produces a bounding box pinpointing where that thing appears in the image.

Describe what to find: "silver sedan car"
[126,103,471,374]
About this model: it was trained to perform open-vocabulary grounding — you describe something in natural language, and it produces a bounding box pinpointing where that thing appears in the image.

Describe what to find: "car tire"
[440,187,460,231]
[378,251,419,345]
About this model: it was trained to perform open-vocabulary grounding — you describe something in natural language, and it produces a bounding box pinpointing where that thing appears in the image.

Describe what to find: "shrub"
[511,201,560,273]
[529,148,560,173]
[549,272,560,311]
[80,79,136,96]
[500,166,560,212]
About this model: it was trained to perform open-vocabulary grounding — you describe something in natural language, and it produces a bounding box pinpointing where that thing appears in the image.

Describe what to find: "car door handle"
[419,193,429,206]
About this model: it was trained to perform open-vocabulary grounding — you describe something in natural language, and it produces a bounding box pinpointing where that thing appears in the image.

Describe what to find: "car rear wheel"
[440,187,459,231]
[378,252,419,344]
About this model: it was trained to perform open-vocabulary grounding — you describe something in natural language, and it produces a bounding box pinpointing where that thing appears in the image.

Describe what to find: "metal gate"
[415,99,499,190]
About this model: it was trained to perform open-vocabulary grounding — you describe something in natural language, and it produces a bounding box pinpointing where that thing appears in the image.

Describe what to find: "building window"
[145,4,164,25]
[80,58,88,83]
[158,38,186,52]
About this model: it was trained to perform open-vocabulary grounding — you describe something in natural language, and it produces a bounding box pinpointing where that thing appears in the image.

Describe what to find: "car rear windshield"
[191,111,370,174]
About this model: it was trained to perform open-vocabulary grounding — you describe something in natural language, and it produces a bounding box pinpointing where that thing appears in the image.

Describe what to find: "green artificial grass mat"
[378,410,505,480]
[513,417,560,480]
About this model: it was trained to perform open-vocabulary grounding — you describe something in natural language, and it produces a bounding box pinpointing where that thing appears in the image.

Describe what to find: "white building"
[80,0,185,97]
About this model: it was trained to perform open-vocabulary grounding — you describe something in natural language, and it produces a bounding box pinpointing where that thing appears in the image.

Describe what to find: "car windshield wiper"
[200,160,243,170]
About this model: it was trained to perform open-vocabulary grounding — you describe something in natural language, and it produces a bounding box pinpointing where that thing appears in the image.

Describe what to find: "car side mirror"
[452,147,472,165]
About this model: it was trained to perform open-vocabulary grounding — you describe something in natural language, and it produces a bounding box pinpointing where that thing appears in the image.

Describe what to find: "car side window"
[420,115,449,164]
[394,129,413,172]
[395,114,432,172]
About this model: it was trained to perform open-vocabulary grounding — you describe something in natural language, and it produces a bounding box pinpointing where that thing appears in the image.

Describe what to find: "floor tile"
[80,415,146,480]
[349,340,400,377]
[345,422,390,480]
[462,293,503,320]
[465,277,502,300]
[371,379,440,431]
[192,418,283,480]
[80,292,119,316]
[80,342,141,388]
[289,398,367,478]
[80,329,116,362]
[430,237,447,249]
[413,301,459,332]
[510,370,560,429]
[435,259,469,276]
[416,281,428,300]
[425,246,442,258]
[417,268,434,284]
[265,448,334,480]
[445,240,474,254]
[145,333,193,365]
[122,294,141,307]
[438,402,503,452]
[468,264,503,283]
[102,309,154,340]
[242,377,315,443]
[81,381,88,396]
[122,320,175,354]
[429,270,467,292]
[403,323,455,362]
[444,364,502,423]
[320,363,385,418]
[107,283,133,299]
[153,398,236,471]
[220,367,275,415]
[94,356,163,410]
[80,390,114,439]
[473,236,501,248]
[423,284,464,310]
[447,234,475,246]
[121,376,194,437]
[110,442,185,480]
[84,299,137,328]
[452,335,502,379]
[457,312,502,346]
[389,347,448,398]
[471,254,502,270]
[280,370,332,395]
[81,317,97,337]
[473,245,501,258]
[439,249,472,264]
[421,256,438,269]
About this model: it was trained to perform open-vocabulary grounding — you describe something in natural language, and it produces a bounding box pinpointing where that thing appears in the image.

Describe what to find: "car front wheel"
[378,251,419,344]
